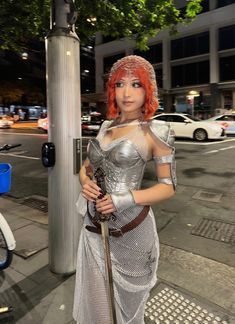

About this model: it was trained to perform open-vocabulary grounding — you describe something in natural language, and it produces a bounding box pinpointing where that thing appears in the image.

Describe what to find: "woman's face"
[115,75,145,115]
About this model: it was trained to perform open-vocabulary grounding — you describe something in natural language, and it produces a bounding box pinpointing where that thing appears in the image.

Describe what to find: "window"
[217,0,235,8]
[102,35,118,43]
[167,115,186,123]
[217,115,234,121]
[103,53,125,74]
[171,32,209,59]
[200,0,210,12]
[184,63,197,85]
[172,61,209,87]
[155,68,163,89]
[134,43,162,64]
[198,61,210,84]
[155,115,167,121]
[220,55,235,81]
[184,37,197,57]
[219,25,235,50]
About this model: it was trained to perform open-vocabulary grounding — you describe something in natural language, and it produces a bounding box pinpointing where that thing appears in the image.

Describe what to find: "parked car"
[82,115,104,135]
[37,117,48,132]
[37,115,104,135]
[153,113,226,141]
[205,114,235,135]
[0,116,14,129]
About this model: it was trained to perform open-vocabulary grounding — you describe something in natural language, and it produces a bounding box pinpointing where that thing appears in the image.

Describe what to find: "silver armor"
[73,119,177,324]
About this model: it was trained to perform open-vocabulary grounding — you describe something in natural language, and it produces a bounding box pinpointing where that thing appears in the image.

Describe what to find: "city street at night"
[1,0,235,323]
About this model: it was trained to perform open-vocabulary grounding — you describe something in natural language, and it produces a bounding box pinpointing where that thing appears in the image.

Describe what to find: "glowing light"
[188,90,199,97]
[86,17,97,26]
[21,52,28,60]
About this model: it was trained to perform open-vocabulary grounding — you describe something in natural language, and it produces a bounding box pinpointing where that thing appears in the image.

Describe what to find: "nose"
[123,85,131,97]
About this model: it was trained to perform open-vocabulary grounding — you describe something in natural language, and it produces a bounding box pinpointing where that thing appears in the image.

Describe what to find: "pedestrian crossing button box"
[41,142,55,167]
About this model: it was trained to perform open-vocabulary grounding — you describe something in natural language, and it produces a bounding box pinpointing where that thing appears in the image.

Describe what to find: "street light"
[21,52,28,60]
[187,90,199,117]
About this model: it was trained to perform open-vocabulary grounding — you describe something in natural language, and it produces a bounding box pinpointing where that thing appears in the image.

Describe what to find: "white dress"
[73,120,176,324]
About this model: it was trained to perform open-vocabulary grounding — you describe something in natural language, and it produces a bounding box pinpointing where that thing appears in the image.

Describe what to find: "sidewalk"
[11,121,38,130]
[0,182,235,323]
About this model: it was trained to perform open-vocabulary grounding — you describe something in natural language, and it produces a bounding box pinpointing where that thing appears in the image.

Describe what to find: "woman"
[73,55,176,324]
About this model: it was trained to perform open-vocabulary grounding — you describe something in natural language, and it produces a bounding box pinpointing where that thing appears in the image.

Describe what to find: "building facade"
[95,0,235,117]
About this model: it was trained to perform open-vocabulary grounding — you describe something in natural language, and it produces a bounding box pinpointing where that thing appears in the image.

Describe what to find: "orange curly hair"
[106,66,159,120]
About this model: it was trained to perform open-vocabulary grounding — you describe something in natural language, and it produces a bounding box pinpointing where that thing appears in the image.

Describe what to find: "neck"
[119,113,143,123]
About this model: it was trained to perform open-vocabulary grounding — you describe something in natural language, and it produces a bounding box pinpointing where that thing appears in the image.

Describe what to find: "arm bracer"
[153,149,177,190]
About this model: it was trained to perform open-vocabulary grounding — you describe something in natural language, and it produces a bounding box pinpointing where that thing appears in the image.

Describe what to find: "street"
[0,127,235,198]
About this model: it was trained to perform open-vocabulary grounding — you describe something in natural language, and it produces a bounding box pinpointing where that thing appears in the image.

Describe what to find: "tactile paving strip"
[145,285,229,323]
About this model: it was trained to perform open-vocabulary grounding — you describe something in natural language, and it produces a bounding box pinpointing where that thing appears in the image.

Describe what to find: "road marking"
[0,153,40,160]
[0,132,47,137]
[176,138,235,145]
[203,145,235,154]
[203,150,219,154]
[219,145,235,150]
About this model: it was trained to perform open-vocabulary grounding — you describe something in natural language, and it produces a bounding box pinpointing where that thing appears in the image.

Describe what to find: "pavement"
[0,179,235,323]
[11,121,38,129]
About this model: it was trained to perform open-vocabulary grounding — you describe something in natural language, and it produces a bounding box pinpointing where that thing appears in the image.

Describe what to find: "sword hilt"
[94,167,112,222]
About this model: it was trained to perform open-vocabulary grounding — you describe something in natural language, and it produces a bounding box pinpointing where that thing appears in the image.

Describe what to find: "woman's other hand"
[96,194,117,214]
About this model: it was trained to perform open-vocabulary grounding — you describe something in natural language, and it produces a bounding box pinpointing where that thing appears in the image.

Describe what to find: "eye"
[115,82,123,88]
[132,82,142,88]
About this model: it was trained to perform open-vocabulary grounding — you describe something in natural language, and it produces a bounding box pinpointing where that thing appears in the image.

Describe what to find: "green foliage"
[0,0,203,51]
[0,0,50,51]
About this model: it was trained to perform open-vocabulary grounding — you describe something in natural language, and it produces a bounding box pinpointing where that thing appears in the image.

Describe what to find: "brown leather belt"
[85,205,150,237]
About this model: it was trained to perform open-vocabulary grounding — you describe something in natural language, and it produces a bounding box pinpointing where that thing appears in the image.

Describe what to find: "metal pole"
[46,0,82,274]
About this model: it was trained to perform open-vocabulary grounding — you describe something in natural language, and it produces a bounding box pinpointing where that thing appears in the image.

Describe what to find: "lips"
[123,101,134,105]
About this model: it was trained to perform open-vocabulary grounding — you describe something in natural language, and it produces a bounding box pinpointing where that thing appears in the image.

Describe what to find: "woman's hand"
[96,194,117,215]
[81,179,102,202]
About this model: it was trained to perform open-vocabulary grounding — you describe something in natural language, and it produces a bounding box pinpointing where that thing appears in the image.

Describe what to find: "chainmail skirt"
[73,208,159,324]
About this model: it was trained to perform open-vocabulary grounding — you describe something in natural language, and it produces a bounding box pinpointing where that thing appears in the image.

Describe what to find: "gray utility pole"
[45,0,82,274]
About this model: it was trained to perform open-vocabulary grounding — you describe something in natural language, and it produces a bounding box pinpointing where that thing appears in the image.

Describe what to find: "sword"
[94,167,117,324]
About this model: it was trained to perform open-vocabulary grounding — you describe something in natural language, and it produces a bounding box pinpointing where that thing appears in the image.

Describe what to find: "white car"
[205,114,235,135]
[153,113,226,141]
[0,116,14,129]
[37,117,48,132]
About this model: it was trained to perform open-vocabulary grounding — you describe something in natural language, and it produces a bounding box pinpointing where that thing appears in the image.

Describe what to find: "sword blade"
[101,221,117,324]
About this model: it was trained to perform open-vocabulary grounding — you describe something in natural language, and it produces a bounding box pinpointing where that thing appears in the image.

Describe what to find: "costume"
[73,119,176,324]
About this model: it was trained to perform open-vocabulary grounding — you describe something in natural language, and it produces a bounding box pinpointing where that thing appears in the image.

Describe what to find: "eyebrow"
[117,78,140,82]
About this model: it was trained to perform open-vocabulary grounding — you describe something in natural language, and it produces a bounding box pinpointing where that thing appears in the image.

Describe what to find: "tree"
[0,80,45,105]
[0,0,203,51]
